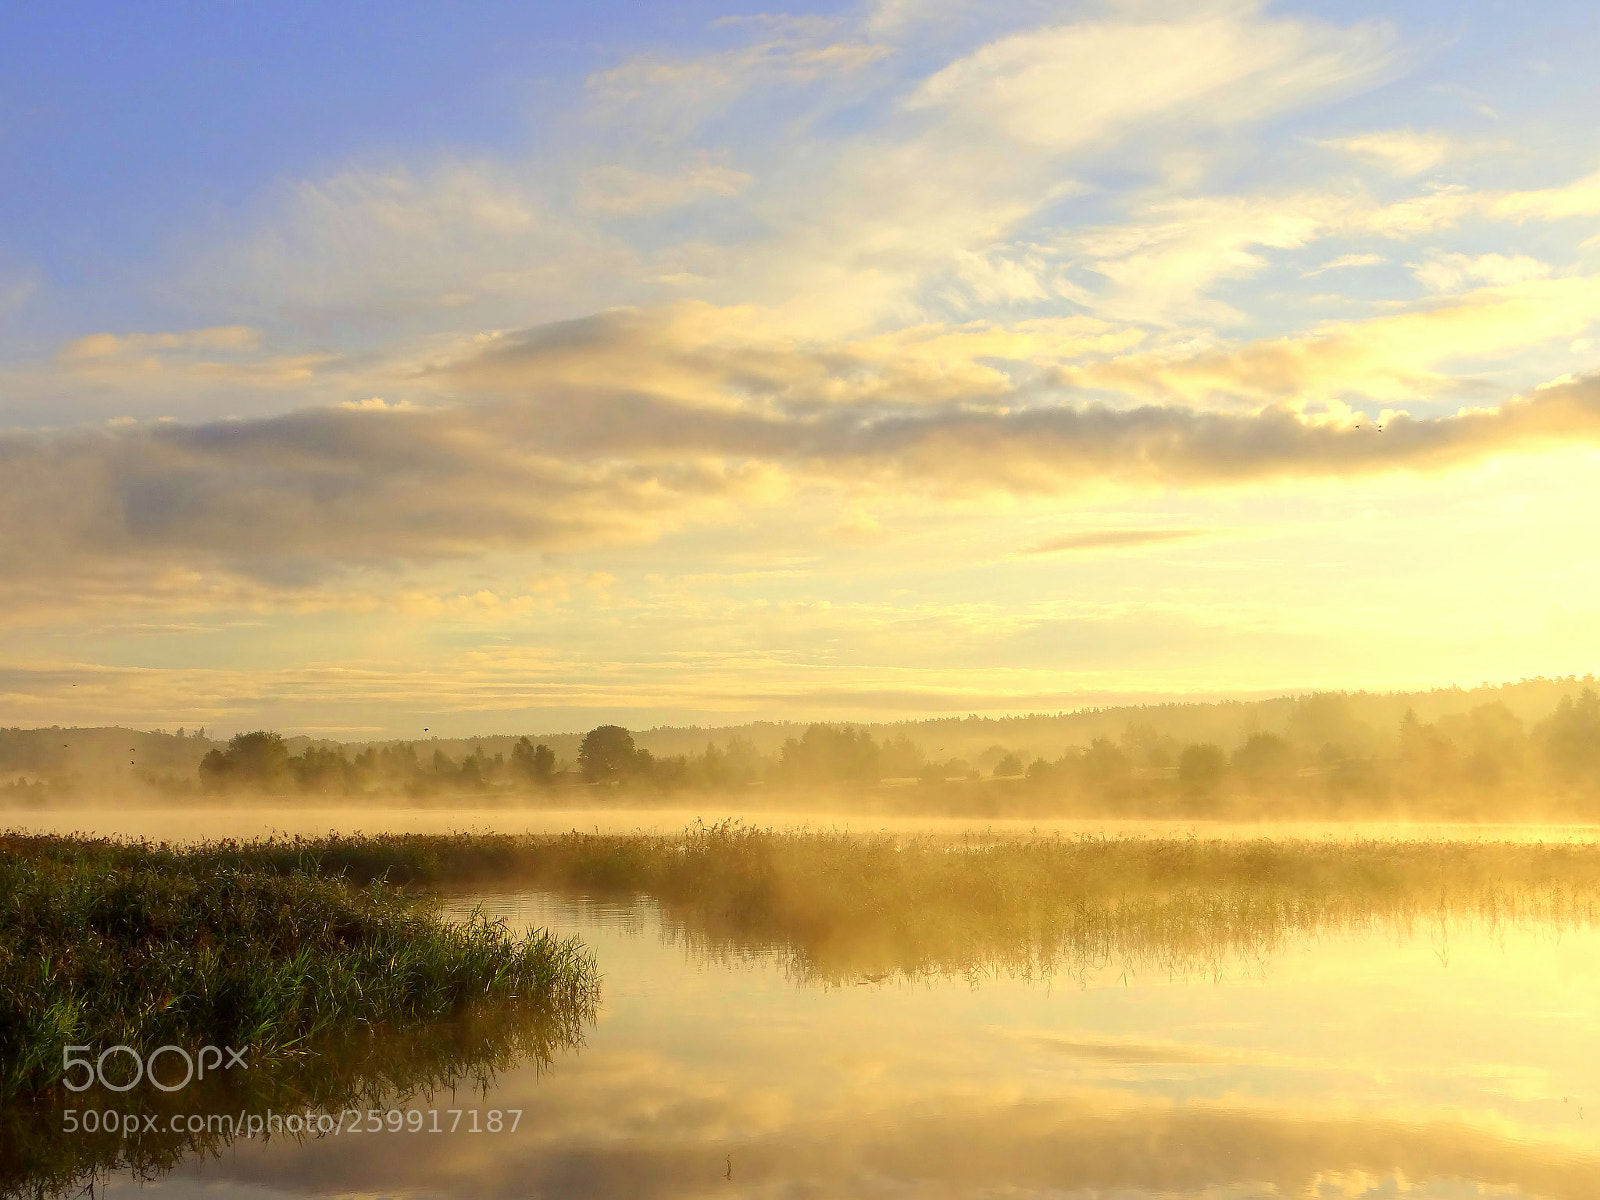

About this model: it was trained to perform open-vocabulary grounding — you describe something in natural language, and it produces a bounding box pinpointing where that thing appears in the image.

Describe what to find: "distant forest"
[5,675,1600,818]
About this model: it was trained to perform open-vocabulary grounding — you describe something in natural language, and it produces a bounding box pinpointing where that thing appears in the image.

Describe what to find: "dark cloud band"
[2,370,1597,589]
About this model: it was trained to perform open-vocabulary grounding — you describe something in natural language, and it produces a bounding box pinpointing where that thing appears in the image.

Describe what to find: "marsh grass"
[84,823,1600,983]
[502,823,1600,982]
[0,834,599,1102]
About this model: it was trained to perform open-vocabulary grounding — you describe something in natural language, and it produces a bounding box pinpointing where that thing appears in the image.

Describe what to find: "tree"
[1231,732,1291,788]
[1536,689,1600,786]
[1079,738,1130,786]
[1457,702,1527,792]
[779,724,880,783]
[1288,693,1376,759]
[993,752,1024,777]
[1177,743,1227,797]
[579,725,638,783]
[878,733,924,777]
[292,745,350,791]
[198,731,289,790]
[1397,709,1457,793]
[512,737,556,785]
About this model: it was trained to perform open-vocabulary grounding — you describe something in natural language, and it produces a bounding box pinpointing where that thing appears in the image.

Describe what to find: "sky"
[3,0,1600,737]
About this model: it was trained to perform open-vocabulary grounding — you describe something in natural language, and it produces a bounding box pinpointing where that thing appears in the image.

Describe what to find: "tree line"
[187,689,1600,817]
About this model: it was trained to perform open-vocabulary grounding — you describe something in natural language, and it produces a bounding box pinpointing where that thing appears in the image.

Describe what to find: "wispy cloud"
[1018,529,1208,555]
[1302,252,1385,277]
[1316,128,1463,175]
[576,161,751,216]
[1412,252,1551,293]
[909,9,1397,153]
[1062,275,1600,404]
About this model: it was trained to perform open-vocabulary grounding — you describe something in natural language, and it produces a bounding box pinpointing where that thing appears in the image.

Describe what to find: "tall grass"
[61,824,1600,983]
[495,823,1600,981]
[0,834,599,1101]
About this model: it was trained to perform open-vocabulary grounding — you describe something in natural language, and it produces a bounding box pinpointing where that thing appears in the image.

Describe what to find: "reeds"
[37,824,1598,984]
[493,822,1600,981]
[0,834,599,1101]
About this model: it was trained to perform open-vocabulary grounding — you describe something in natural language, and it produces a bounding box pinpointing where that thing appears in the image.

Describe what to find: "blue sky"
[4,0,1595,352]
[3,0,1600,734]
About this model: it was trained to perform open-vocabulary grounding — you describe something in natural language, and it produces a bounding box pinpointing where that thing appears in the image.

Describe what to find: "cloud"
[909,8,1397,154]
[1018,529,1206,555]
[59,325,262,360]
[204,162,643,324]
[577,161,751,215]
[1063,276,1600,404]
[43,324,336,402]
[586,19,890,125]
[0,398,781,599]
[1302,252,1385,277]
[1413,252,1551,293]
[1061,192,1341,325]
[429,303,1142,410]
[1316,128,1460,175]
[1494,168,1600,221]
[1352,166,1600,238]
[185,3,1412,342]
[8,307,1600,608]
[1056,158,1600,328]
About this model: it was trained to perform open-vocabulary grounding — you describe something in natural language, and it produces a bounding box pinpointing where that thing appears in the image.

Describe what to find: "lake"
[52,865,1600,1200]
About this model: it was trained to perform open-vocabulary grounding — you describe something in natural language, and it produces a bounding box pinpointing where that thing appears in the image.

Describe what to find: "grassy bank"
[52,823,1600,982]
[0,834,599,1101]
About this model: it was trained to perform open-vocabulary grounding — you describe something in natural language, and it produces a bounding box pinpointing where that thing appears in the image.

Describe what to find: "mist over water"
[13,803,1600,846]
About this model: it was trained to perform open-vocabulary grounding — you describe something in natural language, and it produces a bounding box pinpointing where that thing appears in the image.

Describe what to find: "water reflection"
[38,889,1592,1200]
[1,991,595,1200]
[10,872,1600,1199]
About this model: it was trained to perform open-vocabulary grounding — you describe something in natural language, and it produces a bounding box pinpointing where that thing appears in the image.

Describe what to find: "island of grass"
[0,834,599,1101]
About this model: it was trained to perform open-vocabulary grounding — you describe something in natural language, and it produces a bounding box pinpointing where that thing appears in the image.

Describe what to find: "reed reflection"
[0,999,597,1200]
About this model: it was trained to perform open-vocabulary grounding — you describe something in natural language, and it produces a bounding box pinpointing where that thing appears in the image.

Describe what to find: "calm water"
[68,883,1600,1200]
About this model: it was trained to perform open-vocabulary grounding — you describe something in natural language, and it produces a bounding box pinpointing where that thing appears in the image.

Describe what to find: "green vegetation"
[0,834,599,1101]
[101,826,1600,984]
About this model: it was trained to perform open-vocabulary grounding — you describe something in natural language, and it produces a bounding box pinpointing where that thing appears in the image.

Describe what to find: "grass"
[0,833,599,1102]
[43,822,1600,983]
[479,823,1600,981]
